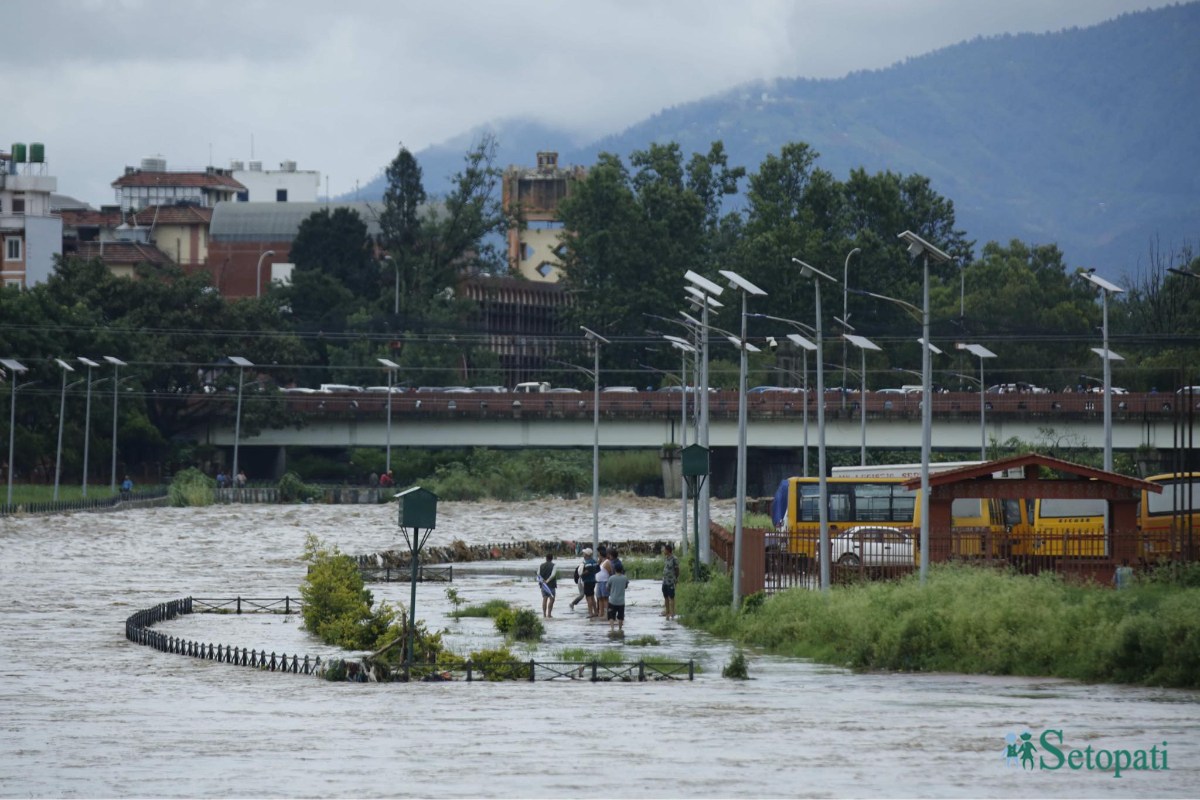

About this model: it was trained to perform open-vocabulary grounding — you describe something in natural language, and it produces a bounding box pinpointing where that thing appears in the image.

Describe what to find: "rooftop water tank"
[11,143,26,163]
[248,161,262,172]
[30,142,45,163]
[230,160,245,171]
[141,156,166,172]
[280,160,297,172]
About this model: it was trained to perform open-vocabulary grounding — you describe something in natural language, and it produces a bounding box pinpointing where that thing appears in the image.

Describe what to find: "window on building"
[5,238,22,261]
[4,279,22,288]
[536,262,554,278]
[12,197,25,215]
[237,191,249,202]
[276,189,288,202]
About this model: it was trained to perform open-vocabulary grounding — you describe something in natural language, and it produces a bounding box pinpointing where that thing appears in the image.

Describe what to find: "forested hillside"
[359,2,1199,278]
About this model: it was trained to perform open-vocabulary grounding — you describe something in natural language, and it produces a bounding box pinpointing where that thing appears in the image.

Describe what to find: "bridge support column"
[271,447,288,480]
[660,446,682,499]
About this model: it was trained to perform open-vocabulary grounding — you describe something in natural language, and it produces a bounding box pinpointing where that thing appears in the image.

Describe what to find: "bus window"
[856,484,893,521]
[1145,477,1200,516]
[1039,498,1107,518]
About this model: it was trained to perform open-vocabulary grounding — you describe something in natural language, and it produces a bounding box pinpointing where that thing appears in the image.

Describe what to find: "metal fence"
[1,488,170,517]
[125,596,694,682]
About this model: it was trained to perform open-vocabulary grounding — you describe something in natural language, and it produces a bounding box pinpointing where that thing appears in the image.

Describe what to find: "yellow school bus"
[771,476,1014,563]
[1139,473,1200,557]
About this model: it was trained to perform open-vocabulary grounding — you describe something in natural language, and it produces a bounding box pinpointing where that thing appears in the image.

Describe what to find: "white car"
[829,526,914,567]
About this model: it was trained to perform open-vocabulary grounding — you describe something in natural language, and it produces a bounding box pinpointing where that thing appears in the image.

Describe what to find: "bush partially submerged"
[169,467,214,507]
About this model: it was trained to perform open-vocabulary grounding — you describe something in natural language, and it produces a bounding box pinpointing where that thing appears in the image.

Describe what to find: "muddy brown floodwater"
[1,497,1197,797]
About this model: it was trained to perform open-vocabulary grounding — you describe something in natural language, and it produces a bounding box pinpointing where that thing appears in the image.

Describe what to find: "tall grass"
[3,484,124,504]
[678,564,1200,688]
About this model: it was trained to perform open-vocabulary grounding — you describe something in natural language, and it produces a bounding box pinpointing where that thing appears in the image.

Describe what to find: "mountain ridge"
[353,3,1199,277]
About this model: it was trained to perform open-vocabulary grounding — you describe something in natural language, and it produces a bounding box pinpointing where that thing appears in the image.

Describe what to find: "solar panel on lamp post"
[956,343,997,460]
[792,258,839,593]
[898,230,953,585]
[1081,270,1125,472]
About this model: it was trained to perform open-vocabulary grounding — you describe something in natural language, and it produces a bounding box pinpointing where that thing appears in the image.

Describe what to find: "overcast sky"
[7,0,1174,207]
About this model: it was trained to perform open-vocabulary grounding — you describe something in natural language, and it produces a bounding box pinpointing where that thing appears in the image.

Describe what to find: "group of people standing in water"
[535,542,680,630]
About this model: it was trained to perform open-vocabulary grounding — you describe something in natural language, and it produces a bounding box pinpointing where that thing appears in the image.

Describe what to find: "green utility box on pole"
[395,486,437,679]
[681,444,709,580]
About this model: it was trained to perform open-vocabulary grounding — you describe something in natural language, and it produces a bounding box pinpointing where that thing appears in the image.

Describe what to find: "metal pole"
[406,530,420,677]
[1102,289,1113,472]
[979,356,987,460]
[54,367,67,501]
[698,299,711,565]
[680,349,688,552]
[842,248,859,411]
[385,367,393,474]
[860,345,868,466]
[110,363,120,492]
[733,292,748,610]
[592,338,601,553]
[82,365,93,498]
[816,279,830,593]
[802,349,809,477]
[7,379,17,506]
[393,260,400,316]
[920,254,931,584]
[232,365,245,486]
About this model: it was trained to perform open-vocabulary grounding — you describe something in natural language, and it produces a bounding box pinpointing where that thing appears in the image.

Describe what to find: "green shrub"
[621,556,664,580]
[494,607,545,641]
[454,599,512,619]
[599,450,660,490]
[169,467,214,507]
[558,647,624,664]
[722,650,749,679]
[468,647,531,681]
[278,471,323,503]
[625,635,660,647]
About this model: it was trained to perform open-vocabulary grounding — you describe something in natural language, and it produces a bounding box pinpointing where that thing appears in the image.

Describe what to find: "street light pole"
[844,335,882,466]
[582,326,610,553]
[1082,270,1125,472]
[684,270,725,566]
[2,358,29,506]
[377,358,400,474]
[719,270,767,611]
[78,357,100,498]
[956,344,997,460]
[898,231,952,584]
[792,258,838,592]
[103,356,126,492]
[842,247,860,410]
[53,358,75,502]
[227,356,254,489]
[255,250,277,299]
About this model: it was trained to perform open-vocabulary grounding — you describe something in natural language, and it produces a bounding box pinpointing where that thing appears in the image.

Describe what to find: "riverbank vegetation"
[678,564,1200,688]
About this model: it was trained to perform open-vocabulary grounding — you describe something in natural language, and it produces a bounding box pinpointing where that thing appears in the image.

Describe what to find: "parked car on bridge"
[547,387,582,394]
[364,385,405,393]
[472,385,508,393]
[986,382,1049,394]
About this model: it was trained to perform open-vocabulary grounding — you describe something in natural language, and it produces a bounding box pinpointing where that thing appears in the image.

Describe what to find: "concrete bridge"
[193,390,1196,495]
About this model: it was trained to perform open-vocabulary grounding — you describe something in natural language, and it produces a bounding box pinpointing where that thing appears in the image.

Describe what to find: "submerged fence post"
[528,659,536,682]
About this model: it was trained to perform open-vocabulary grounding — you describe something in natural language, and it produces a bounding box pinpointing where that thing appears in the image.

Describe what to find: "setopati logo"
[1004,730,1169,779]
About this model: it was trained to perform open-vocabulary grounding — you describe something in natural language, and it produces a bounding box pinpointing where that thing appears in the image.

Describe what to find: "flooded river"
[1,497,1197,797]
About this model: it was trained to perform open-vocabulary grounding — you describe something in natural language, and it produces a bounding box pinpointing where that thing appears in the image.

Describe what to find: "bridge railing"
[186,389,1193,423]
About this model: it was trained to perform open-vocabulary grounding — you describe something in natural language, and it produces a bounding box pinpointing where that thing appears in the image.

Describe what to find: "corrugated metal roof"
[209,201,384,242]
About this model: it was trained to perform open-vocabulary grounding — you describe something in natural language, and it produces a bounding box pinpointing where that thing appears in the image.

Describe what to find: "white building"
[1,143,63,288]
[229,159,320,203]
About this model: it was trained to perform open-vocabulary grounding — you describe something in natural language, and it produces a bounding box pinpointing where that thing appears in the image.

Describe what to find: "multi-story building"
[111,157,244,212]
[229,159,320,203]
[1,143,63,288]
[501,152,584,282]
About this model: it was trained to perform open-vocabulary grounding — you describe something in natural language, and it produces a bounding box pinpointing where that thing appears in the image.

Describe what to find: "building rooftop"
[209,201,383,242]
[112,168,245,191]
